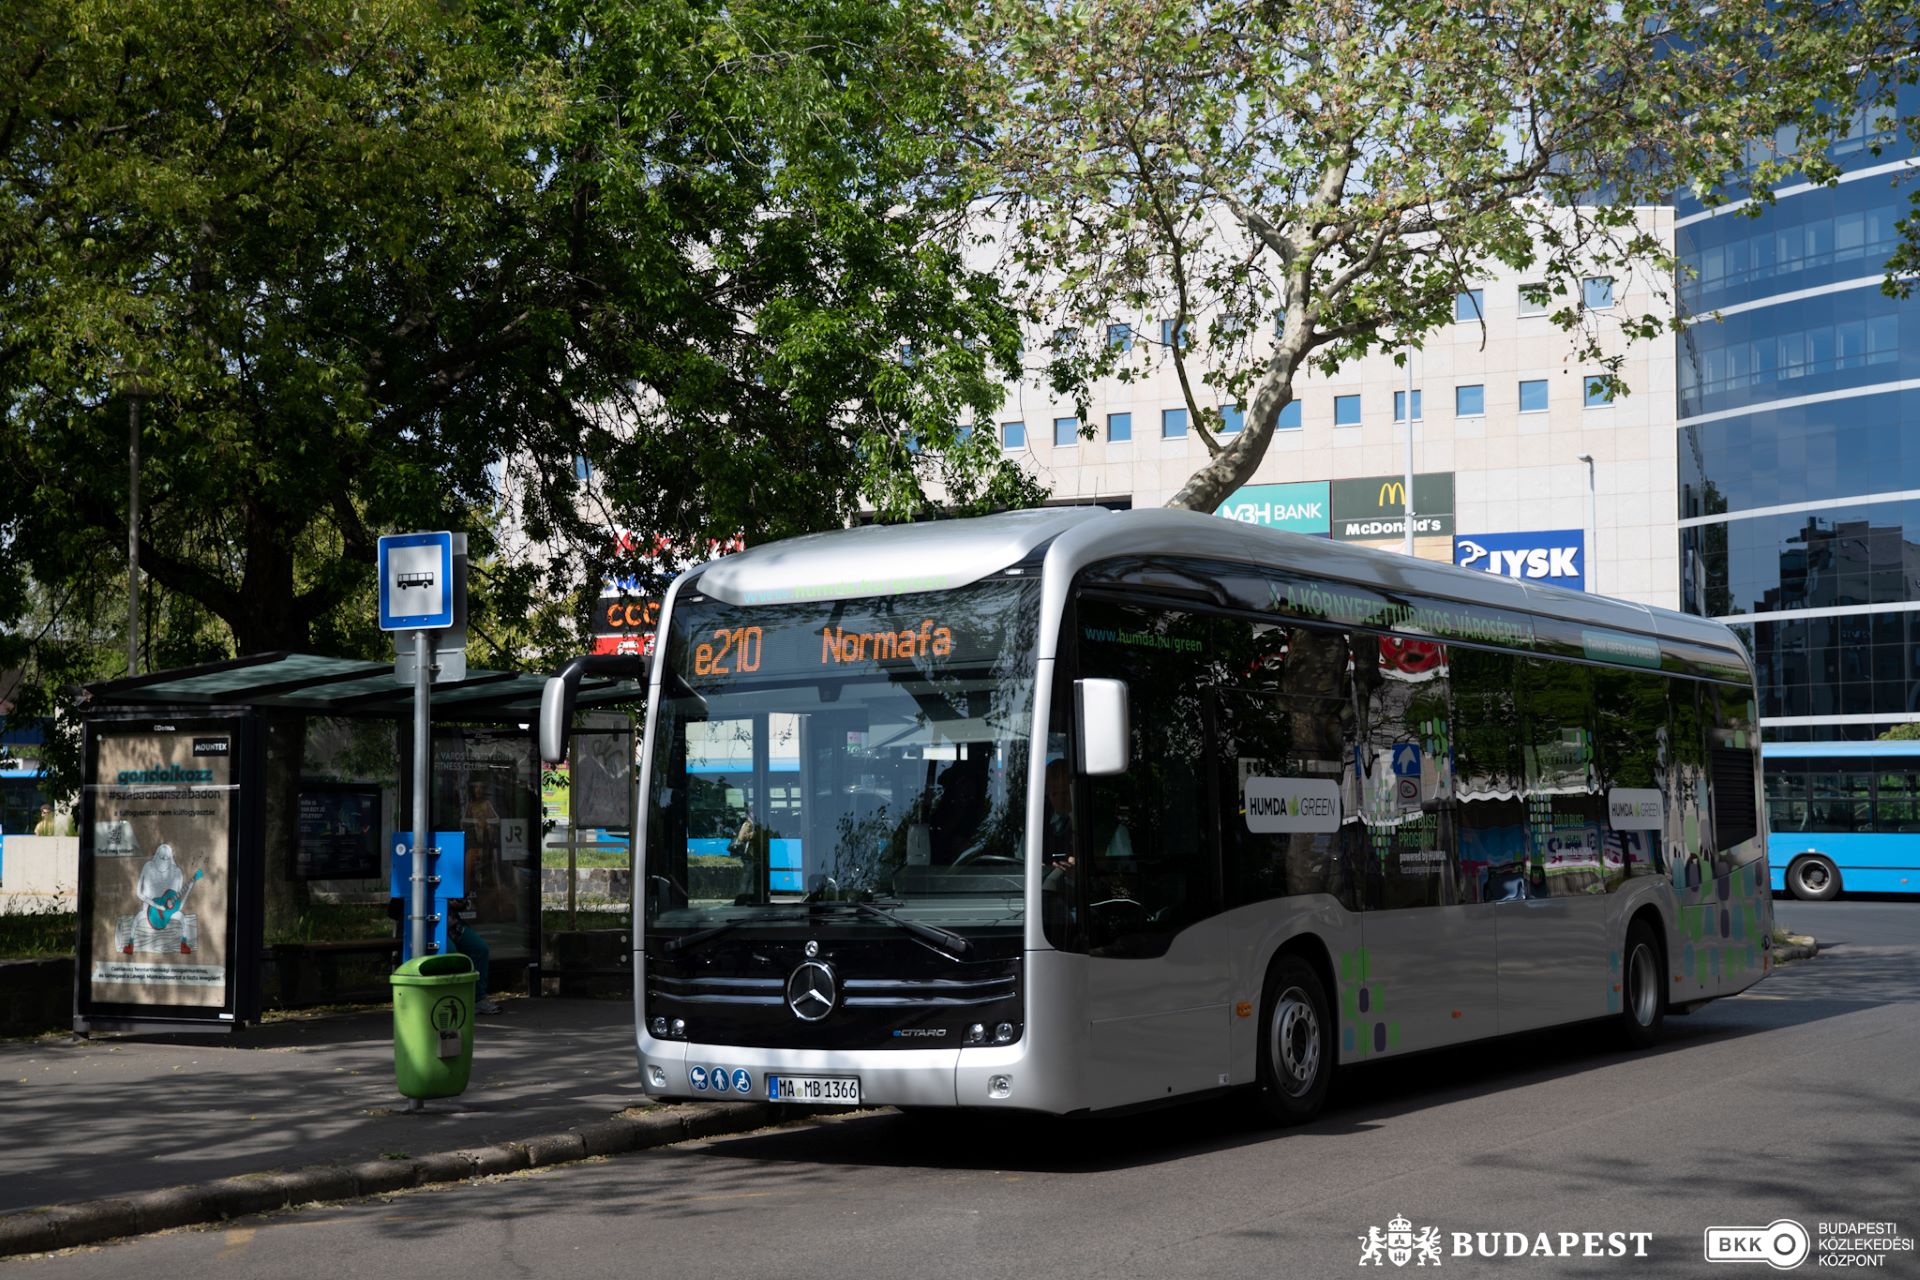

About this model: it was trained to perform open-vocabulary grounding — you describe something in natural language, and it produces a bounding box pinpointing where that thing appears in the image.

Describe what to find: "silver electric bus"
[538,507,1772,1120]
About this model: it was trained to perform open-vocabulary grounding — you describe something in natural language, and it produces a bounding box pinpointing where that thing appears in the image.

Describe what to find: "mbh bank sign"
[1215,481,1331,535]
[1454,529,1586,591]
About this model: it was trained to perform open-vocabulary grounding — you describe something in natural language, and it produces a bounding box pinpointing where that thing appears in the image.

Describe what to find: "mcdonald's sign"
[1328,472,1455,541]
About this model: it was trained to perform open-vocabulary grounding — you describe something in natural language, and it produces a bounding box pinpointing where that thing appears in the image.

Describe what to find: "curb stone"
[0,1101,783,1257]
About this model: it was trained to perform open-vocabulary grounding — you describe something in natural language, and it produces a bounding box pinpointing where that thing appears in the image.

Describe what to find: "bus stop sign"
[378,532,456,631]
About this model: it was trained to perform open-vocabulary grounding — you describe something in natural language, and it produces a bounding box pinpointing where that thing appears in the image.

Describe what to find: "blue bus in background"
[1764,741,1920,899]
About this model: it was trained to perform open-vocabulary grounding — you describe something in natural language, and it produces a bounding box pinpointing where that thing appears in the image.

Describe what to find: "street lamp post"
[1402,347,1416,557]
[1577,453,1597,595]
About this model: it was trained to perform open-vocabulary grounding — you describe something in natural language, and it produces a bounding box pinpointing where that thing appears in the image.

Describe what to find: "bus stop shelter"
[72,651,644,1034]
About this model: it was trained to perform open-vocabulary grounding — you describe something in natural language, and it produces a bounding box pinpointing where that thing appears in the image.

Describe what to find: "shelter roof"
[80,652,643,721]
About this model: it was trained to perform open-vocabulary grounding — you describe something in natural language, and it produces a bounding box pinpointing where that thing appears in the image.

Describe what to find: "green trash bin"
[391,953,477,1100]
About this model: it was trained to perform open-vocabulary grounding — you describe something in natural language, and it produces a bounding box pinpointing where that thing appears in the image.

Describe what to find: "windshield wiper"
[660,920,738,954]
[815,899,972,957]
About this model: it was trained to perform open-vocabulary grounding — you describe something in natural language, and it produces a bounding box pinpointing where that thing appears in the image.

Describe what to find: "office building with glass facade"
[1676,87,1920,740]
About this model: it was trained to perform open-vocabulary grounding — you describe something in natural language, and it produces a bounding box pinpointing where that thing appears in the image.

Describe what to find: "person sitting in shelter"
[448,898,500,1014]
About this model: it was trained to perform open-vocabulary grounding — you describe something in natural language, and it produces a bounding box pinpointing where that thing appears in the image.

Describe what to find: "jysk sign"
[1454,529,1585,591]
[1330,473,1454,541]
[1216,482,1330,535]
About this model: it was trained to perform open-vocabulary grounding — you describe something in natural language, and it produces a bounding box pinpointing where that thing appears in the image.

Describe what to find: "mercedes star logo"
[804,940,820,958]
[786,960,837,1022]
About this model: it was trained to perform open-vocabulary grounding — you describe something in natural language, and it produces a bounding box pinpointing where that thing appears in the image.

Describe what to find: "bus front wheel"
[1255,954,1333,1125]
[1619,919,1666,1049]
[1786,854,1840,901]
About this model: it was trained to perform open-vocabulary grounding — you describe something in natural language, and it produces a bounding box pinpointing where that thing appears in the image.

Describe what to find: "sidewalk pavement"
[0,996,784,1256]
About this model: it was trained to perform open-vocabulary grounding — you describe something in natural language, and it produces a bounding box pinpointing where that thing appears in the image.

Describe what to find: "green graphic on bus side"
[1337,946,1398,1059]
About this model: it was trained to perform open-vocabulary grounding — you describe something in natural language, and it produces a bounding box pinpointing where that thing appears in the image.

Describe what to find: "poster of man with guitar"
[85,723,234,1010]
[116,841,204,956]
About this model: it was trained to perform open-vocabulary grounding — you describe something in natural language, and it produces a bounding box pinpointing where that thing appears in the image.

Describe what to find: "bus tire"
[1786,854,1840,901]
[1620,919,1665,1050]
[1256,954,1333,1125]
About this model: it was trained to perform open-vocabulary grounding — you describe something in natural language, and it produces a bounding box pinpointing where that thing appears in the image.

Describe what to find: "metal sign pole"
[1402,345,1416,557]
[409,628,431,958]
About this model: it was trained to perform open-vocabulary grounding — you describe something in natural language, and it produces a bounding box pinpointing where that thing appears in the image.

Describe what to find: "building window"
[1334,394,1362,426]
[1519,379,1549,413]
[1518,284,1549,317]
[1583,276,1614,310]
[1159,319,1190,349]
[573,455,593,481]
[1454,289,1485,323]
[1054,416,1079,447]
[1107,324,1133,352]
[956,424,974,444]
[1393,389,1423,423]
[1220,404,1244,434]
[1108,412,1132,443]
[1456,384,1485,417]
[1584,376,1614,408]
[1162,407,1188,438]
[1278,401,1302,429]
[1003,420,1026,450]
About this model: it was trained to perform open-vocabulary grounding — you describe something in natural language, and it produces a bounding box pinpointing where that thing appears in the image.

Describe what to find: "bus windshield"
[642,577,1040,935]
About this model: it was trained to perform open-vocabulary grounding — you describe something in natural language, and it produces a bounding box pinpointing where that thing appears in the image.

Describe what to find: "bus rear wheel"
[1787,854,1840,901]
[1619,919,1665,1049]
[1255,954,1332,1125]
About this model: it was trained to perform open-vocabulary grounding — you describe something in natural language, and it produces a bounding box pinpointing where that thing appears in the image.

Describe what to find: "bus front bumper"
[637,1032,1049,1111]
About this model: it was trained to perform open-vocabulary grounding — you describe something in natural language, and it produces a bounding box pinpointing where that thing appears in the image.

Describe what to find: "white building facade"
[993,209,1680,610]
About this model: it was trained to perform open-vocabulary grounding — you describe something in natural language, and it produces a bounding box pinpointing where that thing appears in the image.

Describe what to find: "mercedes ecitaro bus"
[538,507,1773,1121]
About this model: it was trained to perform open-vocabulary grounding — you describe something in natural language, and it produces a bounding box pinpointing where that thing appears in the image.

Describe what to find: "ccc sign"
[600,599,660,633]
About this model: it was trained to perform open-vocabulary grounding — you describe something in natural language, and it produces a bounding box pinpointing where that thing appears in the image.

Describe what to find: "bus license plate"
[767,1074,860,1104]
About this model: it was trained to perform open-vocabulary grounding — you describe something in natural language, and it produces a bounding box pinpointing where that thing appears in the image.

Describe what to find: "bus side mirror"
[1075,678,1130,776]
[538,675,571,765]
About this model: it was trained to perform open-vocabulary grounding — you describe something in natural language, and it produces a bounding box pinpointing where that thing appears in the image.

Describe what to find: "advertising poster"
[85,724,237,1010]
[296,784,382,880]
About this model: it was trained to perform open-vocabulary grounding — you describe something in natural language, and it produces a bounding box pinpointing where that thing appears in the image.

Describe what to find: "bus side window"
[1356,634,1455,910]
[1668,683,1711,880]
[1452,647,1527,903]
[1517,658,1605,899]
[1214,621,1356,910]
[1707,683,1762,868]
[1594,667,1669,883]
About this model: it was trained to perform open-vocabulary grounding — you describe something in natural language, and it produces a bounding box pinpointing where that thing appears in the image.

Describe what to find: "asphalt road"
[18,899,1920,1279]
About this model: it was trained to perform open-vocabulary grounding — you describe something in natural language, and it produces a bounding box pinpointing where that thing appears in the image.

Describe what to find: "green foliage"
[266,902,391,946]
[1877,722,1920,742]
[955,0,1920,512]
[0,0,1040,768]
[0,902,76,958]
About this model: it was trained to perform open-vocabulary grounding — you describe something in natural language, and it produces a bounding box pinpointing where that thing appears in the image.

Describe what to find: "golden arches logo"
[1377,481,1406,507]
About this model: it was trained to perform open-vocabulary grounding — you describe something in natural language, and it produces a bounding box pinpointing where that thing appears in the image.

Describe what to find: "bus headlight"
[671,1018,687,1038]
[966,1023,986,1044]
[650,1016,668,1037]
[994,1022,1015,1044]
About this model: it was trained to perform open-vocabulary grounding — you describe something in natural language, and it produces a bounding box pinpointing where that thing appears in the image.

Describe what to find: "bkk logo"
[1359,1215,1654,1266]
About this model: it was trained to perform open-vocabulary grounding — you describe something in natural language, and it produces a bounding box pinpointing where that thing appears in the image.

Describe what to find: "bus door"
[1355,638,1497,1054]
[1073,600,1230,1110]
[683,713,805,898]
[1494,660,1609,1032]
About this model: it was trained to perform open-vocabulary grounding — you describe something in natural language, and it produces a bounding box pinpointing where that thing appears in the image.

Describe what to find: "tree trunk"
[261,713,310,943]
